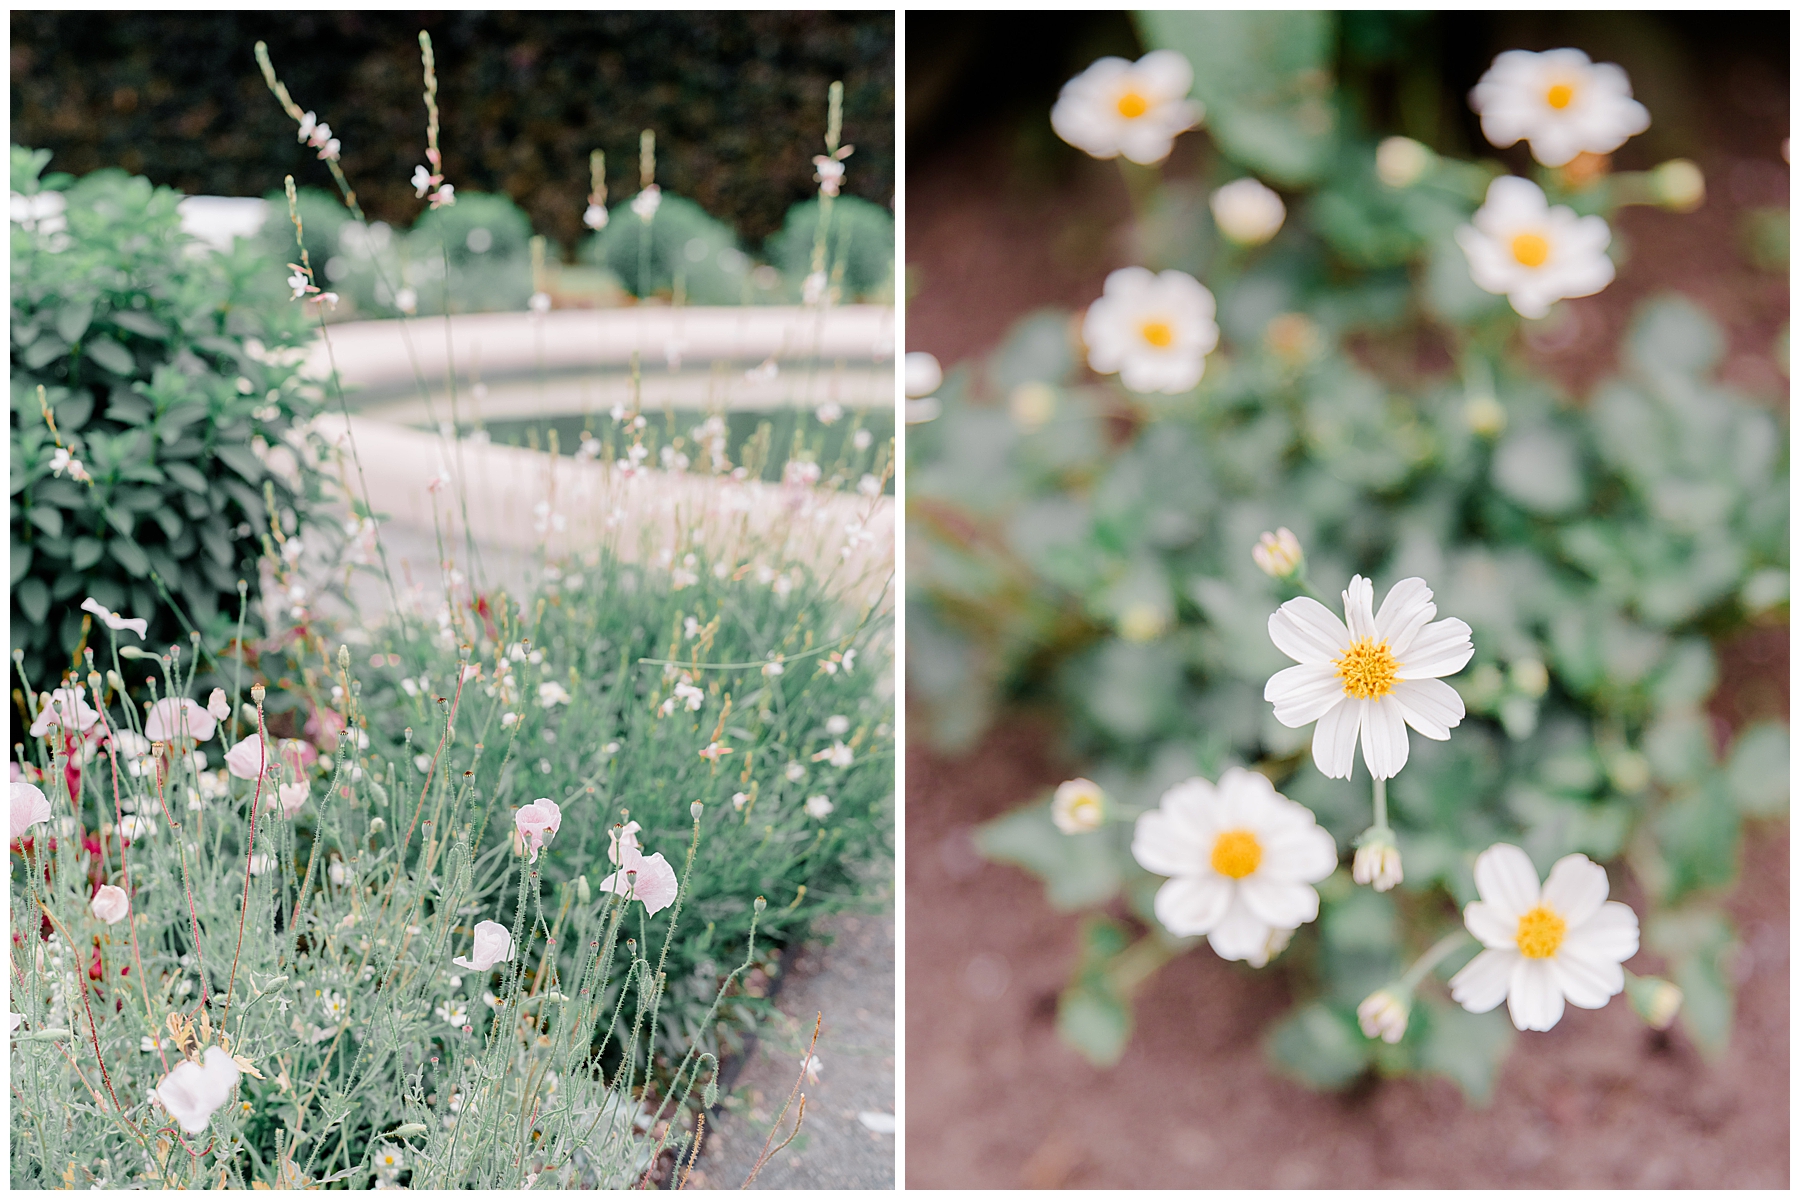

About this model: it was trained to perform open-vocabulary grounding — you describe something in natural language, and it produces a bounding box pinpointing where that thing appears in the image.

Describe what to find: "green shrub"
[767,195,894,303]
[10,146,324,686]
[582,193,748,304]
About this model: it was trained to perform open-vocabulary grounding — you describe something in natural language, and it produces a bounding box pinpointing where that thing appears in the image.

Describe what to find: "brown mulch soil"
[905,27,1788,1191]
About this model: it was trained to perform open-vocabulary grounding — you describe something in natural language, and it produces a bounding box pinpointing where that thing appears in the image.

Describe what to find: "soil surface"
[905,20,1788,1191]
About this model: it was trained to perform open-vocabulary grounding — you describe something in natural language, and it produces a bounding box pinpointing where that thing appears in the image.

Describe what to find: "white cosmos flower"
[1449,844,1640,1032]
[1131,768,1337,965]
[1469,48,1650,168]
[1264,575,1473,781]
[1051,50,1203,166]
[1209,178,1286,246]
[1082,267,1219,395]
[1456,176,1615,319]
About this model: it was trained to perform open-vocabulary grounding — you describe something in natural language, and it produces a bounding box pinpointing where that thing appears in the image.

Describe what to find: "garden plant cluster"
[12,29,893,1189]
[908,11,1786,1098]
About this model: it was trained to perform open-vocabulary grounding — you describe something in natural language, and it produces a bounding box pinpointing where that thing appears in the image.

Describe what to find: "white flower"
[1357,987,1411,1044]
[1375,136,1434,188]
[802,270,829,306]
[1469,48,1650,168]
[296,111,318,142]
[631,185,661,221]
[538,681,572,708]
[145,697,216,744]
[903,352,942,399]
[430,183,456,209]
[1051,778,1106,834]
[434,1001,468,1028]
[48,448,92,482]
[91,884,129,924]
[731,791,750,811]
[82,596,148,639]
[1449,844,1640,1032]
[816,401,843,425]
[320,989,349,1020]
[1051,50,1203,166]
[1456,176,1614,320]
[853,428,873,451]
[30,685,99,738]
[411,165,434,197]
[1131,768,1337,965]
[1251,528,1305,580]
[805,794,835,819]
[825,715,850,736]
[155,1046,241,1134]
[813,154,847,196]
[395,287,418,315]
[1352,840,1404,892]
[1264,575,1473,781]
[287,270,310,300]
[1210,178,1286,246]
[785,761,807,782]
[453,920,516,972]
[583,203,609,230]
[1082,267,1219,395]
[528,291,551,315]
[117,814,155,844]
[514,797,562,863]
[801,1051,823,1083]
[11,782,51,840]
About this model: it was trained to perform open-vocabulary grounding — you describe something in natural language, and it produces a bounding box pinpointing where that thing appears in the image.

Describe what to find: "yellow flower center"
[1139,320,1174,348]
[1210,829,1261,879]
[1515,905,1567,959]
[1116,90,1149,119]
[1334,637,1399,700]
[1545,83,1575,110]
[1510,232,1550,268]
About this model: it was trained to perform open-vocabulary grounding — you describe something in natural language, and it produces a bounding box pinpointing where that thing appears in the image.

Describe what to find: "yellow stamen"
[1545,83,1574,110]
[1117,90,1149,119]
[1335,637,1398,700]
[1140,320,1174,348]
[1210,829,1261,880]
[1515,905,1567,959]
[1510,232,1550,268]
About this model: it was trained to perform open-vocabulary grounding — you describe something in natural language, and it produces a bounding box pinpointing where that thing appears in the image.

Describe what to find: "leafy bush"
[767,196,895,303]
[909,10,1787,1099]
[10,146,325,686]
[583,193,748,305]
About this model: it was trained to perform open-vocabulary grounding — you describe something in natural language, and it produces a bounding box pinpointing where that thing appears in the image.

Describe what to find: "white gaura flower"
[91,884,130,924]
[1131,768,1337,965]
[453,920,516,972]
[1209,178,1286,246]
[155,1046,241,1134]
[1051,50,1203,166]
[1264,575,1473,781]
[1469,48,1650,168]
[1082,267,1219,395]
[1449,844,1640,1032]
[1456,176,1614,319]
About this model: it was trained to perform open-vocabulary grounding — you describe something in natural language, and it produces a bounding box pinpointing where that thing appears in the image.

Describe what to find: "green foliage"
[10,147,324,684]
[766,196,896,303]
[910,18,1787,1101]
[583,194,748,304]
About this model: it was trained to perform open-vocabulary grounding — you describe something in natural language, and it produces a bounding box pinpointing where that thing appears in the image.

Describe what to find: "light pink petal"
[1449,947,1515,1013]
[1359,697,1410,780]
[1539,853,1610,928]
[1152,874,1233,936]
[1473,843,1541,920]
[1506,957,1566,1031]
[1310,695,1361,780]
[1389,677,1464,741]
[1267,597,1350,665]
[11,782,51,840]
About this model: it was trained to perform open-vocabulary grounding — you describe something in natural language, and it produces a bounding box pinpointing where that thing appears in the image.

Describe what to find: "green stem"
[1400,929,1472,991]
[1372,775,1388,832]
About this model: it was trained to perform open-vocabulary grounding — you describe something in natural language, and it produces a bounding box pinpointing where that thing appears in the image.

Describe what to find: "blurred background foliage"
[907,10,1787,1099]
[11,11,894,256]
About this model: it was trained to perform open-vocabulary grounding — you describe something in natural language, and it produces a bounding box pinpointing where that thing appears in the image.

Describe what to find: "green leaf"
[1645,907,1737,1057]
[70,537,104,571]
[107,309,169,340]
[1726,721,1788,817]
[972,801,1123,910]
[164,461,210,495]
[15,577,50,625]
[1626,294,1724,381]
[1416,997,1515,1105]
[213,443,264,484]
[21,333,69,370]
[1642,709,1714,787]
[1491,422,1584,515]
[26,506,63,538]
[1265,1000,1371,1089]
[82,336,136,376]
[54,300,94,346]
[1652,775,1741,904]
[108,537,151,578]
[1057,984,1132,1068]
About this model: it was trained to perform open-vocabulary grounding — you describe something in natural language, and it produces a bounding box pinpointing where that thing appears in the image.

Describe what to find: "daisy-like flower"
[514,798,562,863]
[155,1046,241,1134]
[1456,176,1615,319]
[1082,267,1219,395]
[597,821,679,915]
[11,782,52,841]
[1469,48,1650,168]
[1131,768,1337,965]
[374,1146,405,1173]
[1051,50,1203,166]
[1264,575,1473,781]
[117,814,155,844]
[1449,844,1641,1032]
[1210,178,1286,246]
[434,1002,468,1028]
[1051,778,1106,834]
[82,596,148,639]
[91,884,130,925]
[320,989,349,1020]
[453,920,516,972]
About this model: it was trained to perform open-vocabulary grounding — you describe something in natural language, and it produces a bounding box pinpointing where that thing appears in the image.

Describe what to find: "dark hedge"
[10,11,894,253]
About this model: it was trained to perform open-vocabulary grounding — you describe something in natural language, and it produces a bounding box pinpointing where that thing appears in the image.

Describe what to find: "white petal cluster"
[1264,575,1473,781]
[1131,768,1337,965]
[1470,48,1650,168]
[1051,50,1203,166]
[1210,178,1286,246]
[155,1046,241,1134]
[1449,844,1640,1032]
[1456,176,1614,319]
[1082,267,1219,395]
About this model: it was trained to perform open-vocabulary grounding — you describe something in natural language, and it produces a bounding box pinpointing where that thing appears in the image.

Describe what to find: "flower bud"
[1375,136,1434,189]
[1626,974,1683,1030]
[1464,395,1507,437]
[703,1078,719,1108]
[753,896,767,915]
[392,1122,429,1137]
[369,817,387,835]
[1050,778,1106,835]
[576,874,591,904]
[690,801,703,821]
[1210,177,1286,246]
[1509,658,1549,698]
[1651,159,1704,213]
[1251,528,1304,580]
[1352,827,1403,892]
[1357,987,1411,1043]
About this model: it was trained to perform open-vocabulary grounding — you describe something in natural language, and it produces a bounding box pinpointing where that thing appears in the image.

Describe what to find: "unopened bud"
[1210,177,1286,246]
[1050,778,1106,834]
[338,644,351,670]
[1352,829,1403,892]
[369,817,387,835]
[703,1078,719,1107]
[1651,159,1704,213]
[1357,987,1411,1043]
[577,875,591,904]
[1626,973,1684,1030]
[690,801,703,821]
[1375,136,1434,189]
[753,896,767,915]
[1252,528,1304,580]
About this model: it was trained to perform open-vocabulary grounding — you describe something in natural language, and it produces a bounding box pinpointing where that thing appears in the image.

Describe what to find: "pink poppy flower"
[144,697,217,745]
[514,798,562,863]
[11,783,51,841]
[452,920,515,972]
[225,734,274,781]
[597,820,679,916]
[91,884,130,925]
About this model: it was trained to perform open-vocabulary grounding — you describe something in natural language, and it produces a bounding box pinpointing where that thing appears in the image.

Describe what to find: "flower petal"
[1264,663,1348,728]
[1237,875,1319,929]
[1396,618,1474,679]
[1473,843,1541,920]
[1374,577,1437,656]
[1152,874,1233,937]
[1551,950,1623,1009]
[1132,805,1212,879]
[1268,597,1350,665]
[1559,900,1640,964]
[1463,899,1518,950]
[1449,948,1515,1014]
[1389,677,1464,740]
[1310,695,1361,780]
[1255,819,1338,884]
[1341,576,1377,642]
[1358,697,1410,781]
[1204,893,1270,962]
[1506,957,1565,1031]
[1539,853,1610,928]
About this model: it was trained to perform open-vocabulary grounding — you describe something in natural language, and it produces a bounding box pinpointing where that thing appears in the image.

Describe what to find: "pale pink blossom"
[514,798,562,862]
[11,782,51,841]
[144,697,217,745]
[597,823,679,916]
[225,733,273,781]
[30,686,99,738]
[155,1046,241,1134]
[91,884,130,925]
[206,689,231,721]
[81,596,148,639]
[452,919,515,972]
[274,782,309,818]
